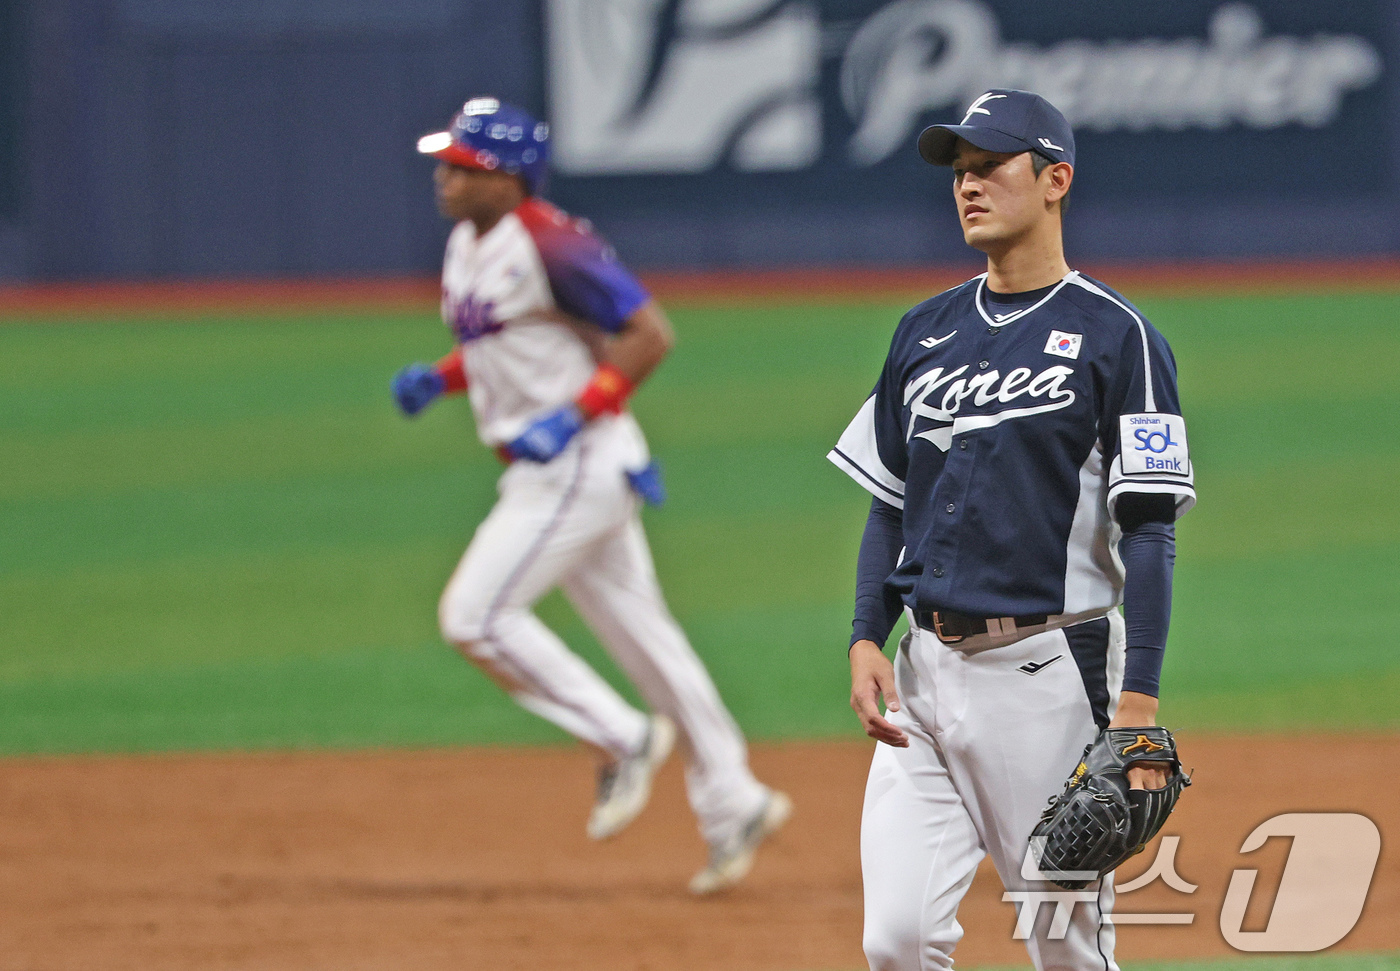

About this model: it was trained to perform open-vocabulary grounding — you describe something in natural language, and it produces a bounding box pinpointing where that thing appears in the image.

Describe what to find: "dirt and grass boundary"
[4,259,1400,319]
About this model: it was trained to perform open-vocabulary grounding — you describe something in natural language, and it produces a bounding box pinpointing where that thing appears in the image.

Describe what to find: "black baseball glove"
[1029,727,1190,889]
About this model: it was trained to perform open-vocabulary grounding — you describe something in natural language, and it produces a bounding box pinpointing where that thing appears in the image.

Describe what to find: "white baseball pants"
[861,615,1126,971]
[438,424,768,844]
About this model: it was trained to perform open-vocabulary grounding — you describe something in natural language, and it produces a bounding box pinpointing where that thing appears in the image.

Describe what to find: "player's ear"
[1045,162,1073,207]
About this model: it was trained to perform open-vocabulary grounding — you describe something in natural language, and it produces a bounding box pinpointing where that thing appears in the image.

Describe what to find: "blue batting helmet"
[417,97,550,195]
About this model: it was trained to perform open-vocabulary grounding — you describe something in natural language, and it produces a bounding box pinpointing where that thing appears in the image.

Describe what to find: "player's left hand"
[1108,689,1169,789]
[1030,725,1190,889]
[508,405,586,463]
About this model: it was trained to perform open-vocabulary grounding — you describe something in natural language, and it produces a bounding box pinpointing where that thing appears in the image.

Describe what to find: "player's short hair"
[1031,152,1070,215]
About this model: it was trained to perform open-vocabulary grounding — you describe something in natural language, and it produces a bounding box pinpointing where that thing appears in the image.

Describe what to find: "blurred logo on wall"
[548,0,824,173]
[547,0,1383,175]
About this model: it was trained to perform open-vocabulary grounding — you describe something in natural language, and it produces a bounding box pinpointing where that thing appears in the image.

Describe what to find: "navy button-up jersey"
[828,270,1195,624]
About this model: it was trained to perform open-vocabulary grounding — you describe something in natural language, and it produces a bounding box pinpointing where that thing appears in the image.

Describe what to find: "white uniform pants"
[862,615,1126,971]
[438,430,767,844]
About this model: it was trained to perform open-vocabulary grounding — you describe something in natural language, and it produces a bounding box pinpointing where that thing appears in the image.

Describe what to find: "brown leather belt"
[914,609,1049,644]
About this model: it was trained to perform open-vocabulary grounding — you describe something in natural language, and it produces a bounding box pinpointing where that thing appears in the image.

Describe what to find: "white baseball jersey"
[440,197,650,454]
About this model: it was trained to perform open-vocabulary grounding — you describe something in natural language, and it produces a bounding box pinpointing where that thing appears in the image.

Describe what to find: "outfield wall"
[5,0,1400,281]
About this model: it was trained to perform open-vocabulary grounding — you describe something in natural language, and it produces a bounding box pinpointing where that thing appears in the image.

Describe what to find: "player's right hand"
[850,640,908,747]
[392,363,446,417]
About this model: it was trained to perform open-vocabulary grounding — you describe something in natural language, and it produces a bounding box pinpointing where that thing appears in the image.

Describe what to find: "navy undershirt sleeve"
[851,496,905,650]
[1116,493,1178,697]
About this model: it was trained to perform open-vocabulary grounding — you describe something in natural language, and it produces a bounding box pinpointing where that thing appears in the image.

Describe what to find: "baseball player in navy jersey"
[392,98,789,894]
[828,90,1195,970]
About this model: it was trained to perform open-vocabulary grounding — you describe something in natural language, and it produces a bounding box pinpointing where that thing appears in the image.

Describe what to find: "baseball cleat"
[586,714,676,841]
[689,789,793,895]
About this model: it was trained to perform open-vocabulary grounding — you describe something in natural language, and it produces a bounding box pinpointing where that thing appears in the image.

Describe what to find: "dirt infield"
[0,736,1394,971]
[4,259,1400,319]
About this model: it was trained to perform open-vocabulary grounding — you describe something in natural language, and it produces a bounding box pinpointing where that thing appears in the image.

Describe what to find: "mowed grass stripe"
[0,503,861,679]
[0,291,1396,752]
[1181,454,1400,560]
[0,599,863,753]
[0,443,858,576]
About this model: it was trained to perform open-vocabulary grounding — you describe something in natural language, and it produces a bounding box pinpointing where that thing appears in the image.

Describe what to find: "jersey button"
[978,360,990,369]
[945,503,955,513]
[958,440,969,450]
[986,327,997,335]
[932,566,945,578]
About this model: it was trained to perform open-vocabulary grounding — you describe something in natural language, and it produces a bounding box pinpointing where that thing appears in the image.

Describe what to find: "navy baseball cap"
[918,89,1075,168]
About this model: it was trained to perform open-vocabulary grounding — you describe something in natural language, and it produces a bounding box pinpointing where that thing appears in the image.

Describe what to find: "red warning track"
[3,259,1400,319]
[0,277,443,319]
[645,258,1400,303]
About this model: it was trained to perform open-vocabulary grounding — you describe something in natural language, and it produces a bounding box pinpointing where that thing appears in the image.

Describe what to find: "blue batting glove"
[392,363,446,417]
[508,405,586,463]
[626,461,667,507]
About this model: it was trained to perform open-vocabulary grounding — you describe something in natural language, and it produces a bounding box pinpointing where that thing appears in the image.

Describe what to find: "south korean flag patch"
[1044,331,1082,360]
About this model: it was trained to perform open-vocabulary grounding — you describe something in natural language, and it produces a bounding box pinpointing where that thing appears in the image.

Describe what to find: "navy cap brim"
[917,124,1034,166]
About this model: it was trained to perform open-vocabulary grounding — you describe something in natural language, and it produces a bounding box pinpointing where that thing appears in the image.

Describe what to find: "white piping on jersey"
[829,446,905,509]
[973,270,1077,329]
[1062,440,1120,613]
[828,395,906,508]
[828,397,907,509]
[1065,274,1157,413]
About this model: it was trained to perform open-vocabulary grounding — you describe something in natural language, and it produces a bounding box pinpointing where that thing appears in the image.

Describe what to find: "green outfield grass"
[1,289,1398,753]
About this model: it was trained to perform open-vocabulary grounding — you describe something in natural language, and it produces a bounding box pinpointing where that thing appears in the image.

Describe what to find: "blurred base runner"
[393,97,789,893]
